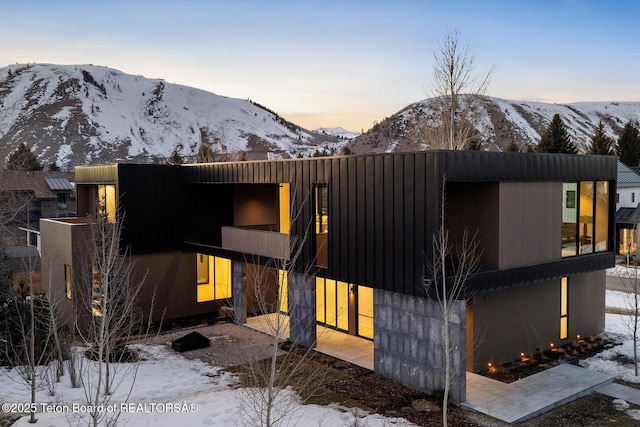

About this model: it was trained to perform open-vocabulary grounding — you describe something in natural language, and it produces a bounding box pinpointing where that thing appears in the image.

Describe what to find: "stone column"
[232,261,246,325]
[288,272,316,348]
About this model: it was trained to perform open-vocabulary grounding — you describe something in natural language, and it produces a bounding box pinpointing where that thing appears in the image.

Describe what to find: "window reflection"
[562,181,609,257]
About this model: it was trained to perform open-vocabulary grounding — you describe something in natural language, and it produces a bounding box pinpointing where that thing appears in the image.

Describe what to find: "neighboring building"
[0,170,76,251]
[40,151,616,404]
[615,160,640,256]
[0,171,75,295]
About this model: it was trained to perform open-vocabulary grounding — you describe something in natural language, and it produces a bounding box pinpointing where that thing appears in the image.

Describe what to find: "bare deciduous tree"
[1,255,60,424]
[429,30,493,150]
[622,225,640,376]
[73,207,155,427]
[426,178,481,427]
[237,193,327,427]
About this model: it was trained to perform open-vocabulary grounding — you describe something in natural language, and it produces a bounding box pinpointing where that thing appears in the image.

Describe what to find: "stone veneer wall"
[232,261,246,325]
[288,272,316,348]
[374,289,467,404]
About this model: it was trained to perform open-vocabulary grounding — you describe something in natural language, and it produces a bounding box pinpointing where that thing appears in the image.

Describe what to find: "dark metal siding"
[126,151,617,297]
[117,164,181,254]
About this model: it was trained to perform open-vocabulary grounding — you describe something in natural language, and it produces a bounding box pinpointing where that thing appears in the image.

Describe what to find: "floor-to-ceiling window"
[357,285,374,339]
[316,278,348,332]
[196,254,232,302]
[562,181,609,257]
[316,278,374,339]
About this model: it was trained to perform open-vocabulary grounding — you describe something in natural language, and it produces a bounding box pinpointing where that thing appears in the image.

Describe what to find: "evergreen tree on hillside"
[535,114,577,154]
[617,121,640,167]
[506,141,519,152]
[6,143,43,171]
[167,148,184,165]
[587,121,614,155]
[196,143,216,163]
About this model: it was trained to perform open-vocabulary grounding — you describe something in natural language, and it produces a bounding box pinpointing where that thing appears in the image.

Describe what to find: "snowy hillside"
[0,64,344,169]
[348,96,640,154]
[314,127,360,140]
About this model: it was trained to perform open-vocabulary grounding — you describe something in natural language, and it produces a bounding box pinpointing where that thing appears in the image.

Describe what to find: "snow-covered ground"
[0,343,412,426]
[3,271,640,426]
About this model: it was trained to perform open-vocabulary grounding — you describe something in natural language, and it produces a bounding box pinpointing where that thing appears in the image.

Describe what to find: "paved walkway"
[463,363,618,423]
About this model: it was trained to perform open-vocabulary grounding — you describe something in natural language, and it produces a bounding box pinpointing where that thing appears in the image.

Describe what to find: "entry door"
[316,278,349,332]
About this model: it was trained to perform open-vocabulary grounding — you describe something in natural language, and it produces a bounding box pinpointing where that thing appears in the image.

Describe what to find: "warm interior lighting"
[576,334,581,339]
[520,352,525,357]
[550,343,554,347]
[487,362,492,367]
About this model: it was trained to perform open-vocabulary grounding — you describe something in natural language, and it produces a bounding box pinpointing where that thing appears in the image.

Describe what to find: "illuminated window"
[315,277,348,332]
[196,254,232,302]
[560,277,568,340]
[279,183,290,234]
[594,181,609,252]
[64,264,71,300]
[278,269,288,313]
[357,285,374,339]
[97,184,116,223]
[314,185,328,267]
[562,183,577,257]
[562,181,609,257]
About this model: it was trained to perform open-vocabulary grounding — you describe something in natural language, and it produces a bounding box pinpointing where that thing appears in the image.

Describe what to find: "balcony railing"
[221,226,290,260]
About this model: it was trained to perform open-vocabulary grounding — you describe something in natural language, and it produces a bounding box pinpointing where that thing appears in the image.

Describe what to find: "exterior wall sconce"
[349,284,355,294]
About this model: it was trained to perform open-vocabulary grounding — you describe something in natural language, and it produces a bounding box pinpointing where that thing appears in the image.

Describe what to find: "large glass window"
[579,181,594,254]
[279,183,290,234]
[562,181,609,257]
[562,183,577,257]
[594,181,609,252]
[314,185,329,267]
[196,254,232,302]
[357,285,374,339]
[315,278,348,332]
[97,184,116,223]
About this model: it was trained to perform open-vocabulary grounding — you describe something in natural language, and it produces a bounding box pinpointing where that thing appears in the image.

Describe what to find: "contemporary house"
[0,171,75,294]
[615,160,640,256]
[0,170,76,251]
[40,151,616,404]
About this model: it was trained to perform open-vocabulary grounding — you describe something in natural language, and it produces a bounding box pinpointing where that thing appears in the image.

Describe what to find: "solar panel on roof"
[44,177,74,191]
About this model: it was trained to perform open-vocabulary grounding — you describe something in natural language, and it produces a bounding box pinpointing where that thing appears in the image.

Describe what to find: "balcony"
[221,226,290,260]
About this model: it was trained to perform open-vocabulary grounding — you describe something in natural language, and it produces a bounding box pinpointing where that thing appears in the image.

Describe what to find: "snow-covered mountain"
[314,127,360,140]
[347,96,640,154]
[0,64,345,169]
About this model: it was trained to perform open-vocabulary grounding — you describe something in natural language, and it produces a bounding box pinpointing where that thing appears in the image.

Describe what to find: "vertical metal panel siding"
[383,155,395,291]
[414,154,427,295]
[403,154,416,295]
[393,155,404,292]
[374,156,385,289]
[364,156,375,286]
[355,156,366,285]
[346,157,357,283]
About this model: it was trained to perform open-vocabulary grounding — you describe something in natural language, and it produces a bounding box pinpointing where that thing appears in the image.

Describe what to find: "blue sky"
[1,0,638,131]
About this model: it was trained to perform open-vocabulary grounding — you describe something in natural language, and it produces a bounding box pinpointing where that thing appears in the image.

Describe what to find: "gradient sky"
[1,0,639,132]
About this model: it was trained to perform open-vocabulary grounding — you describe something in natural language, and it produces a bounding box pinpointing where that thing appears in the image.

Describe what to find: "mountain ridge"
[0,63,344,169]
[1,63,640,168]
[346,96,640,154]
